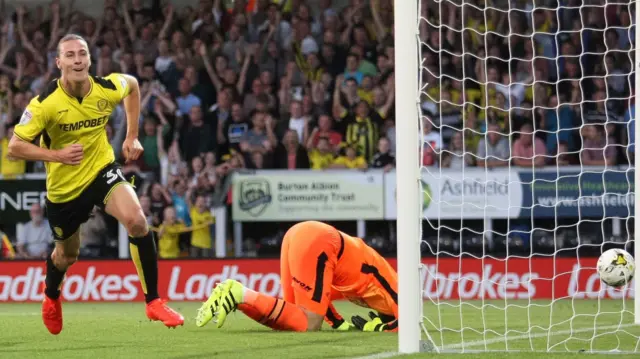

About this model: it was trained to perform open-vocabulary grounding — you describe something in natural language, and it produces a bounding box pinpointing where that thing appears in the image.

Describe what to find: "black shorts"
[46,162,130,241]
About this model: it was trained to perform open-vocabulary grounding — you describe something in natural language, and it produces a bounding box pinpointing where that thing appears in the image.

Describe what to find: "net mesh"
[417,0,638,353]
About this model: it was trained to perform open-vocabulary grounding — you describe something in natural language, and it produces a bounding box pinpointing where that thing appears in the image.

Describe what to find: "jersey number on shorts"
[106,168,126,185]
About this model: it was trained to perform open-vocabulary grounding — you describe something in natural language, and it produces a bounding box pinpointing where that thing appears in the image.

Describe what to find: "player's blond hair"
[56,34,89,57]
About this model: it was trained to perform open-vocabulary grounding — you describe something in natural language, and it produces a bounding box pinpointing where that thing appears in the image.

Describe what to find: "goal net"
[395,0,639,354]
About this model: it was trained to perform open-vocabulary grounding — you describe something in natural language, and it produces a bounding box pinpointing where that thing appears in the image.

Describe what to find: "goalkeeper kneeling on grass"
[196,221,398,332]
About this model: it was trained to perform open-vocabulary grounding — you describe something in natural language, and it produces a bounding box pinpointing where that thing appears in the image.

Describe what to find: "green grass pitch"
[0,300,638,359]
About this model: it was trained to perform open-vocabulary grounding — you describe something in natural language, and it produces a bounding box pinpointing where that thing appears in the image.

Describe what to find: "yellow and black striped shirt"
[13,73,131,203]
[343,113,380,162]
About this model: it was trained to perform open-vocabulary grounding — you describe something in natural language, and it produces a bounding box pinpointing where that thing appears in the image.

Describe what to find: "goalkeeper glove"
[331,318,356,331]
[351,311,395,332]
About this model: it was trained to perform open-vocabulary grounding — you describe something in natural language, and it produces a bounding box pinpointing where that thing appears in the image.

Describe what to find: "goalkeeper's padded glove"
[351,311,396,332]
[330,318,356,331]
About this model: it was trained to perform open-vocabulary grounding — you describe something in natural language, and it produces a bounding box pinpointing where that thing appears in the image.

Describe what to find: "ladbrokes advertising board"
[0,258,633,302]
[232,170,384,221]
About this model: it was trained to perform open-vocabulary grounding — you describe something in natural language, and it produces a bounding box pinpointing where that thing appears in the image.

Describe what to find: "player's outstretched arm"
[121,74,140,139]
[8,136,83,165]
[117,73,144,163]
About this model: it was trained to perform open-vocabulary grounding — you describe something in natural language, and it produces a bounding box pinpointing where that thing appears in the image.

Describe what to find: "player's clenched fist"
[122,137,144,163]
[56,143,84,165]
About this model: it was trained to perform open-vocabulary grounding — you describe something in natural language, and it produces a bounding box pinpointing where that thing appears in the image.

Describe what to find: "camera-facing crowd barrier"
[231,167,635,221]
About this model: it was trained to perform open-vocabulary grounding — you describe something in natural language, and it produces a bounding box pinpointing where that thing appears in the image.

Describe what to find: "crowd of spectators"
[0,0,635,258]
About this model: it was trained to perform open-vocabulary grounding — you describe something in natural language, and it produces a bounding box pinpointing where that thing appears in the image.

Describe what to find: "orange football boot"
[42,286,63,335]
[146,298,184,328]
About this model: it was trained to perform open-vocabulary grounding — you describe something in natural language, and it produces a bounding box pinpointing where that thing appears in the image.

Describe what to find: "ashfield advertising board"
[0,258,632,302]
[519,170,634,218]
[384,168,523,220]
[385,168,634,220]
[232,170,384,221]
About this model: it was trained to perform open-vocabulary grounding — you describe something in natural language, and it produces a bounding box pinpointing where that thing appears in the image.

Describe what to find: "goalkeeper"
[196,221,398,332]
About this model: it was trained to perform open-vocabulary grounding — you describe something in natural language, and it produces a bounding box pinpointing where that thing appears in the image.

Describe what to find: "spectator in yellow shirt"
[1,125,26,178]
[357,75,375,105]
[157,206,188,259]
[330,145,368,170]
[308,137,335,170]
[189,195,215,258]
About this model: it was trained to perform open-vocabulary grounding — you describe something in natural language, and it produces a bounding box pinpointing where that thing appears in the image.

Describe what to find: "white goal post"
[635,0,640,330]
[394,0,422,354]
[394,0,639,354]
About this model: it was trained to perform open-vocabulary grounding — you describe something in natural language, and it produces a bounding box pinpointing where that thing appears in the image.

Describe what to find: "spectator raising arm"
[157,4,175,41]
[199,44,224,92]
[46,3,62,54]
[16,6,45,65]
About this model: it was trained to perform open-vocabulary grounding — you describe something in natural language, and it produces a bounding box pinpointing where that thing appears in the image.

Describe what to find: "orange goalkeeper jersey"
[331,230,398,318]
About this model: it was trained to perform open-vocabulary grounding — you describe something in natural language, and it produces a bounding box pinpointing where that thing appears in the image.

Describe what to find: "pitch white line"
[0,312,40,316]
[442,323,638,350]
[351,352,400,359]
[351,323,638,358]
[0,311,98,316]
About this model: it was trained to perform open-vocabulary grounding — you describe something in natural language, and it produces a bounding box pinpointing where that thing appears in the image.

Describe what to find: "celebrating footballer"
[7,34,184,334]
